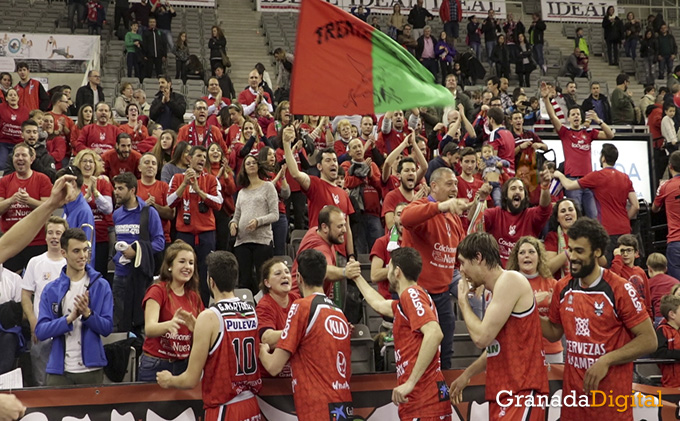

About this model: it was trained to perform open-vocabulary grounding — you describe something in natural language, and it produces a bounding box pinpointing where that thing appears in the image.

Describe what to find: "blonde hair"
[73,149,104,177]
[506,236,553,278]
[647,252,668,273]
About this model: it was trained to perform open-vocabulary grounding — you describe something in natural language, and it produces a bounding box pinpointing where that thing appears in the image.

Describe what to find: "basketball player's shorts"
[205,394,261,421]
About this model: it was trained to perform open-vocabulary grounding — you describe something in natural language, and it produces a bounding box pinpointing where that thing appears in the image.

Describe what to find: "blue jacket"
[35,264,113,375]
[112,197,165,276]
[63,193,96,266]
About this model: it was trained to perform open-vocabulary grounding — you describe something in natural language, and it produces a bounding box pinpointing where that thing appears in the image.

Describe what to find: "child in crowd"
[653,294,680,387]
[86,0,106,35]
[256,103,274,135]
[661,101,679,152]
[611,234,653,319]
[648,253,680,324]
[479,143,508,207]
[28,110,47,142]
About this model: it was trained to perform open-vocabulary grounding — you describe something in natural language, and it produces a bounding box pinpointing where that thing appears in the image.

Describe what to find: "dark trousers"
[429,283,455,370]
[46,369,103,386]
[233,242,273,294]
[213,209,231,251]
[518,71,531,87]
[94,241,110,285]
[127,52,141,79]
[0,331,18,375]
[145,57,164,79]
[421,58,439,78]
[113,6,129,35]
[272,213,288,256]
[286,190,307,229]
[67,2,85,33]
[176,230,216,307]
[175,58,187,81]
[606,40,620,65]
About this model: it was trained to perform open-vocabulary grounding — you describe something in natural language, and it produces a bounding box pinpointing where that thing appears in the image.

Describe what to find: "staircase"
[216,0,272,91]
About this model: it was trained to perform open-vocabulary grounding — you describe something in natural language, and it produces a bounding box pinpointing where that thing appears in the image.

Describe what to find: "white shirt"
[63,274,96,373]
[0,265,22,305]
[21,252,66,318]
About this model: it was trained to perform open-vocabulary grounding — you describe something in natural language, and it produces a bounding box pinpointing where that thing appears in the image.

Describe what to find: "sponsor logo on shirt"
[280,303,298,340]
[325,315,349,340]
[115,224,140,235]
[624,282,643,314]
[486,339,500,357]
[225,318,257,331]
[336,351,347,379]
[408,287,425,317]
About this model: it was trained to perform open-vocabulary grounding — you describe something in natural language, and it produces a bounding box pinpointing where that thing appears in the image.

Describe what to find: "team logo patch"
[508,225,516,236]
[51,302,59,315]
[328,401,353,421]
[594,301,604,316]
[42,272,51,281]
[437,381,449,401]
[336,351,347,379]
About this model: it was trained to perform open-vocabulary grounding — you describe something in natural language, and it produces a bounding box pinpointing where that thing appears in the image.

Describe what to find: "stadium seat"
[288,229,307,257]
[383,341,396,372]
[350,323,375,374]
[274,254,294,268]
[234,288,256,307]
[362,300,383,337]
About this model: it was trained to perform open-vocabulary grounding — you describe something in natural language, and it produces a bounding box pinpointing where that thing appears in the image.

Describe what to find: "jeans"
[0,142,14,173]
[490,181,501,207]
[660,55,674,79]
[606,40,620,64]
[533,43,545,67]
[352,213,384,255]
[421,58,439,78]
[30,338,52,386]
[127,52,141,79]
[564,178,598,219]
[470,42,482,62]
[667,241,680,281]
[429,283,456,370]
[159,29,174,53]
[444,21,459,40]
[485,40,496,63]
[67,2,86,33]
[624,37,638,59]
[138,354,188,382]
[233,242,273,294]
[176,230,216,307]
[645,55,656,84]
[272,213,288,256]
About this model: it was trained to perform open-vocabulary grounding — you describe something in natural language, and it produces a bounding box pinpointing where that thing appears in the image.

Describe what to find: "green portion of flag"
[370,29,454,113]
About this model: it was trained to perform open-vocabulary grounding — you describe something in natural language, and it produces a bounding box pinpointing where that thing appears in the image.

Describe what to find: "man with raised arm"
[351,246,452,420]
[449,232,549,420]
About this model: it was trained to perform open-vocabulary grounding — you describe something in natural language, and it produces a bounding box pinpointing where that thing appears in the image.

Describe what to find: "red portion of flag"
[290,0,375,115]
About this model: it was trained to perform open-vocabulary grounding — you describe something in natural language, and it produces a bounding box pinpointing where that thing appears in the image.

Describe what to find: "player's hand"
[414,185,429,200]
[583,357,610,394]
[0,394,26,421]
[477,183,492,200]
[184,168,196,184]
[259,342,271,355]
[156,370,173,388]
[439,198,466,215]
[122,244,136,259]
[449,374,470,405]
[344,261,361,279]
[457,278,473,308]
[177,309,196,332]
[74,292,90,317]
[392,381,415,405]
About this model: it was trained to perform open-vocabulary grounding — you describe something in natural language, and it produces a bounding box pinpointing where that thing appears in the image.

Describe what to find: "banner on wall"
[11,367,680,420]
[257,0,507,19]
[129,0,216,8]
[0,33,100,74]
[541,0,617,22]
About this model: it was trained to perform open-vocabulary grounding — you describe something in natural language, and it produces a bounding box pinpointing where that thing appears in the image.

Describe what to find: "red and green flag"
[290,0,453,115]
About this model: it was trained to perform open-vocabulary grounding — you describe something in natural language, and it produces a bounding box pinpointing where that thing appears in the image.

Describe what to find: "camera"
[198,201,209,213]
[183,213,191,225]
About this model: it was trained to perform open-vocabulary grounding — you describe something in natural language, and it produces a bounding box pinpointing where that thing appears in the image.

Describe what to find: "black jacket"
[483,18,500,42]
[528,19,546,45]
[142,28,167,58]
[75,84,105,110]
[581,94,613,125]
[407,5,433,29]
[603,16,624,42]
[415,35,436,60]
[6,140,56,182]
[149,90,186,132]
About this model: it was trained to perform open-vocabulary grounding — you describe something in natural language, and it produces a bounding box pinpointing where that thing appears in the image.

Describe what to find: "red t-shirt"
[381,174,401,197]
[489,128,516,175]
[391,285,452,419]
[81,178,113,243]
[137,179,171,243]
[401,198,465,294]
[291,228,337,297]
[275,147,306,192]
[340,160,381,217]
[526,273,562,354]
[483,205,552,266]
[201,298,261,408]
[578,168,634,236]
[610,255,653,319]
[47,136,68,170]
[549,269,649,420]
[649,273,680,319]
[0,103,30,145]
[377,127,406,155]
[277,293,352,421]
[558,126,600,177]
[654,176,680,243]
[334,139,350,158]
[141,283,204,360]
[118,123,150,152]
[544,230,570,279]
[485,298,549,401]
[50,111,76,140]
[74,124,121,153]
[382,187,409,218]
[0,171,52,246]
[255,291,299,377]
[657,320,680,387]
[370,233,397,299]
[102,148,142,179]
[303,176,354,229]
[237,89,272,117]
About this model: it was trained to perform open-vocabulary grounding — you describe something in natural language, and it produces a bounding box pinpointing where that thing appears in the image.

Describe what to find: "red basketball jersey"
[202,298,262,410]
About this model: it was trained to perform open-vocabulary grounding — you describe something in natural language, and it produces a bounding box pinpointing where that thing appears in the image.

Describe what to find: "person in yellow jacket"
[575,27,590,57]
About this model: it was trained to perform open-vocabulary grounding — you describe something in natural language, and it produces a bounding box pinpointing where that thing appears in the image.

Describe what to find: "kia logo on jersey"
[325,314,349,340]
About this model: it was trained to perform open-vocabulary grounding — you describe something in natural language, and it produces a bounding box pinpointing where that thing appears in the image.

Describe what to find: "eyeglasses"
[619,248,635,255]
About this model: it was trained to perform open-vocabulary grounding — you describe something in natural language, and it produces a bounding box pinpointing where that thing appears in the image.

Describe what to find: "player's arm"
[651,202,661,213]
[261,329,284,348]
[157,309,218,389]
[552,170,580,191]
[540,316,565,342]
[392,321,443,404]
[449,351,487,405]
[350,273,394,318]
[259,346,292,376]
[282,126,310,190]
[583,317,656,393]
[627,191,640,219]
[457,272,524,348]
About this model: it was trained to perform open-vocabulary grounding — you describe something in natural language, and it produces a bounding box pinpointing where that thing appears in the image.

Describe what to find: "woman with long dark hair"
[258,146,289,256]
[207,142,236,251]
[208,25,227,74]
[161,140,191,184]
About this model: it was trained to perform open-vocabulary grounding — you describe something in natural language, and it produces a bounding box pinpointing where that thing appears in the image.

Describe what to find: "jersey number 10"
[232,337,258,375]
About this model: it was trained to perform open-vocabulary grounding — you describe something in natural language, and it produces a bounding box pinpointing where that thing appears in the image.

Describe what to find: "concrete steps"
[217,0,272,90]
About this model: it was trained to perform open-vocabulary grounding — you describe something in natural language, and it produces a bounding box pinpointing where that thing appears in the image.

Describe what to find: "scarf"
[387,225,400,252]
[186,121,214,148]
